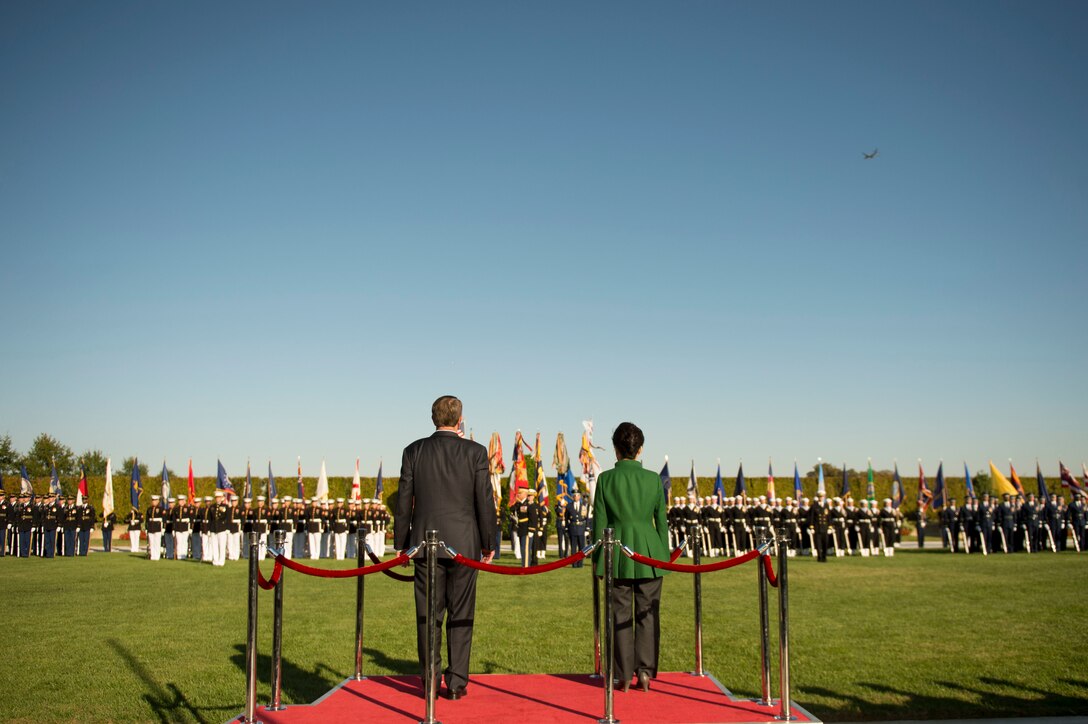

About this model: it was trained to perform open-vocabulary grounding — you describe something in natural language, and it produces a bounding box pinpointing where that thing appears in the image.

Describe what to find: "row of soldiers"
[929,493,1087,554]
[0,490,112,558]
[128,493,392,564]
[668,492,904,562]
[506,487,591,568]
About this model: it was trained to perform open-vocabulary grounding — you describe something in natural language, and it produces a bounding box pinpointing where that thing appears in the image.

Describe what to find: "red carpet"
[237,672,820,724]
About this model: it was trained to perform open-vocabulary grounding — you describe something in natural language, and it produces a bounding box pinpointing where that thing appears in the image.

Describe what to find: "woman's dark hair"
[612,422,644,460]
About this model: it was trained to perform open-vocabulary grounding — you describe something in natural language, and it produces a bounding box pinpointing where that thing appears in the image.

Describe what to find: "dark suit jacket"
[394,430,496,559]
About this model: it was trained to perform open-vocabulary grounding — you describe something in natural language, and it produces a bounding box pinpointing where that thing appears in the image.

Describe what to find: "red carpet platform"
[235,672,820,724]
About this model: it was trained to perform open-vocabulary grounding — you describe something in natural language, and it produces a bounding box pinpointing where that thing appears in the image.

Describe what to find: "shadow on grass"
[799,677,1088,721]
[108,638,239,724]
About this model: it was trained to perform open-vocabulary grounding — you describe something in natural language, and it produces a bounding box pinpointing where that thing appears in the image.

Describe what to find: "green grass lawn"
[1,547,1087,722]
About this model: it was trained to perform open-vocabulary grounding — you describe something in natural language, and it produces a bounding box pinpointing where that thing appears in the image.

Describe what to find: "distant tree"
[79,449,109,476]
[974,471,992,496]
[22,433,76,478]
[119,456,151,481]
[0,434,20,476]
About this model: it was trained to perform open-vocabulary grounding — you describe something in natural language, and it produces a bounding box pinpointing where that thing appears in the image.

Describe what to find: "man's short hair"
[431,395,462,428]
[612,421,644,460]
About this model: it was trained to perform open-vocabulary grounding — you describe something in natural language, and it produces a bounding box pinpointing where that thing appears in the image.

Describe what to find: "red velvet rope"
[762,554,779,587]
[275,553,411,578]
[626,547,761,573]
[367,548,415,582]
[452,549,586,575]
[257,559,283,590]
[669,546,684,563]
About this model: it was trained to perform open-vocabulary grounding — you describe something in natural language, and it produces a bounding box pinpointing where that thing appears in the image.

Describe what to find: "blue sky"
[1,1,1085,478]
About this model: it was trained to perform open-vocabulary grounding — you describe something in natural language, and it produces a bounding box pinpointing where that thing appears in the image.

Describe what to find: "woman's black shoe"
[637,671,651,692]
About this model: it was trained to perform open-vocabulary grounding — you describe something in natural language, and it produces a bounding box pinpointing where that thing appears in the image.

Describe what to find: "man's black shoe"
[443,686,468,700]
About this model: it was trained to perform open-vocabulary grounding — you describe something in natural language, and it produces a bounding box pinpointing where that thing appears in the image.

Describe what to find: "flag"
[50,458,62,496]
[579,420,602,479]
[187,459,196,504]
[891,463,903,509]
[315,460,329,501]
[102,457,115,518]
[866,459,875,500]
[557,466,574,503]
[509,430,531,504]
[766,459,776,501]
[988,461,1019,497]
[244,459,252,500]
[161,461,171,507]
[840,463,850,500]
[816,462,825,496]
[1036,461,1050,504]
[536,458,549,507]
[733,463,746,497]
[77,463,88,506]
[963,462,975,500]
[1009,461,1026,496]
[216,459,235,495]
[931,462,946,509]
[793,461,802,500]
[489,433,505,475]
[1060,461,1086,498]
[553,432,570,476]
[351,458,361,501]
[268,460,277,500]
[687,461,698,498]
[917,461,933,510]
[130,459,143,508]
[375,459,384,500]
[660,456,671,500]
[713,462,726,501]
[0,471,4,492]
[20,464,33,498]
[296,457,304,499]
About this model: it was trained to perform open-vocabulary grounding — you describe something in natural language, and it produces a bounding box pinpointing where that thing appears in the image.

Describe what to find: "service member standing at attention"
[592,422,670,693]
[146,496,165,560]
[127,504,143,553]
[394,395,496,701]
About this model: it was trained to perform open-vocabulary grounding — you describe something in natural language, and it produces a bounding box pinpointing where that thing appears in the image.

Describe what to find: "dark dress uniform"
[0,494,10,557]
[567,496,589,566]
[808,499,831,562]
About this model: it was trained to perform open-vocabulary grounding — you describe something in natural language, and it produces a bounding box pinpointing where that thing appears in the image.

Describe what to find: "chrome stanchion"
[421,530,441,724]
[598,528,618,724]
[244,532,261,724]
[689,522,704,677]
[756,527,772,707]
[353,525,368,681]
[775,527,795,721]
[268,530,287,711]
[591,565,602,678]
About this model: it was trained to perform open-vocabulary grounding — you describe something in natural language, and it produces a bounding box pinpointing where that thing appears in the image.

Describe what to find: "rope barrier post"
[591,566,602,678]
[688,522,704,677]
[598,528,619,724]
[756,526,772,707]
[353,525,368,682]
[775,526,795,721]
[268,530,287,712]
[421,530,441,724]
[244,532,261,724]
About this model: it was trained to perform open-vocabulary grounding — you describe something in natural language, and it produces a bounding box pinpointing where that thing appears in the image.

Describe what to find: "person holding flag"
[580,420,603,502]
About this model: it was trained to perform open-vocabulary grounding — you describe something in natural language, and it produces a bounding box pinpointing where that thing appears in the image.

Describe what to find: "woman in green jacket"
[592,421,670,692]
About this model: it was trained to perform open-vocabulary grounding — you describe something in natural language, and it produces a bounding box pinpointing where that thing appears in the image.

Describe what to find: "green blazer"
[592,459,670,579]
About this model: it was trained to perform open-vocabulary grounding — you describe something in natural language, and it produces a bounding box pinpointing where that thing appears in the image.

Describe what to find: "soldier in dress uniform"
[667,497,682,550]
[306,498,324,559]
[1065,495,1086,552]
[0,490,10,557]
[955,498,974,553]
[126,504,143,554]
[807,491,831,562]
[878,499,897,556]
[828,498,847,556]
[190,498,205,561]
[291,498,306,558]
[511,488,532,566]
[59,496,78,556]
[171,496,191,559]
[76,498,95,556]
[101,503,116,553]
[555,497,569,558]
[977,493,994,554]
[16,493,34,557]
[1019,493,1040,552]
[782,498,800,557]
[331,499,349,560]
[526,489,543,562]
[567,490,589,566]
[146,496,165,560]
[37,494,59,558]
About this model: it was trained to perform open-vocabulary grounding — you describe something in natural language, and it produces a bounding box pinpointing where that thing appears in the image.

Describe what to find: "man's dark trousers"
[611,577,663,683]
[414,555,479,691]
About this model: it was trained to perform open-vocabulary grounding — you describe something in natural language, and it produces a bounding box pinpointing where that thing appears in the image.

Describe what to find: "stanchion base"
[688,671,708,677]
[351,675,367,682]
[774,716,796,721]
[266,704,287,712]
[757,701,774,708]
[597,718,620,724]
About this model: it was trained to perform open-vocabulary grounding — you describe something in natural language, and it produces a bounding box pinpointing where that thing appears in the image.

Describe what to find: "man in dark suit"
[394,395,496,701]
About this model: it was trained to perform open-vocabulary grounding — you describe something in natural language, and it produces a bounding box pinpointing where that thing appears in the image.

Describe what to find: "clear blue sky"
[2,1,1085,478]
